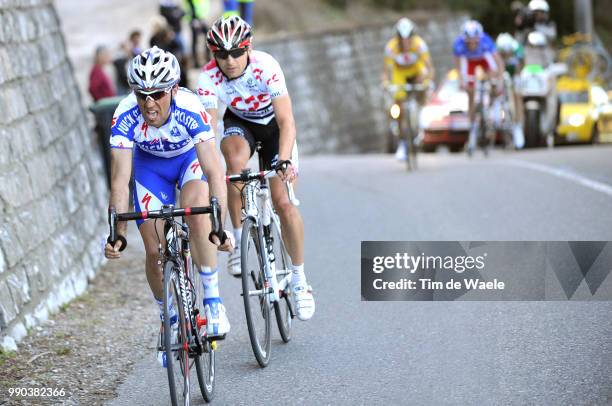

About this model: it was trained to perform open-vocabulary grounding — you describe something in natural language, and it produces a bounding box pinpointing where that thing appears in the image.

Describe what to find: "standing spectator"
[159,0,186,53]
[185,0,211,66]
[89,45,116,101]
[114,30,143,95]
[223,0,239,18]
[150,17,189,87]
[238,0,254,26]
[150,17,182,56]
[127,30,143,57]
[512,1,531,45]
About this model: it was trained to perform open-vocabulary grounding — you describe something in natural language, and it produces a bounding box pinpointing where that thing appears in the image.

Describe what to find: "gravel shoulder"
[0,227,155,406]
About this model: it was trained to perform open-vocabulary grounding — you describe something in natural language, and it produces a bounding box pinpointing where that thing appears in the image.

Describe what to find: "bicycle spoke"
[191,257,215,402]
[164,264,189,406]
[241,217,272,367]
[270,216,293,343]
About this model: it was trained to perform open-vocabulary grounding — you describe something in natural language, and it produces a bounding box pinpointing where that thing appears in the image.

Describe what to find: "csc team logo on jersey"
[197,88,215,97]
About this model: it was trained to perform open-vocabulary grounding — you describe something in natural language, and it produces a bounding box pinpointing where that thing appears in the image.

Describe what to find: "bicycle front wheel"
[241,217,272,367]
[163,261,190,406]
[194,340,215,403]
[270,215,293,343]
[480,112,491,157]
[405,100,418,171]
[191,259,215,403]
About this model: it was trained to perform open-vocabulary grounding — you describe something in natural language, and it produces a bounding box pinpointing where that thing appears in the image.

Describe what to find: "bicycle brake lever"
[285,182,300,207]
[107,207,127,251]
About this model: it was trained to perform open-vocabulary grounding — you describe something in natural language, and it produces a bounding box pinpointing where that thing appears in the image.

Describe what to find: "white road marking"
[503,159,612,198]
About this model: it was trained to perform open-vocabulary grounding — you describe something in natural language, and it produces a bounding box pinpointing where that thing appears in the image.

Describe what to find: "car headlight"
[568,114,585,127]
[390,104,401,120]
[420,107,446,127]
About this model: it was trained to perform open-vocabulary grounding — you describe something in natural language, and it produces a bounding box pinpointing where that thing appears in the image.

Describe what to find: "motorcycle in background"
[516,31,566,148]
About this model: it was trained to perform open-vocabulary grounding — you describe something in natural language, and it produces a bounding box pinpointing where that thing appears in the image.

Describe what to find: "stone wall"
[0,0,107,351]
[257,15,466,154]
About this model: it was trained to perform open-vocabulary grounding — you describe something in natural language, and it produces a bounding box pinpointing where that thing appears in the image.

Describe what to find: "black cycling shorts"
[222,109,280,170]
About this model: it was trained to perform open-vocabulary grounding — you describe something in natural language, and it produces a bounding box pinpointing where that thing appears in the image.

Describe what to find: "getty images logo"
[372,252,488,274]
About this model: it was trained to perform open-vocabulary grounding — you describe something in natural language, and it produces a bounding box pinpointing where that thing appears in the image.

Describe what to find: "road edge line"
[502,159,612,198]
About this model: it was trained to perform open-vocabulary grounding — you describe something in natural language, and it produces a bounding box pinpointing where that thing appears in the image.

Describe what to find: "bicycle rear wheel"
[241,217,272,367]
[270,215,293,343]
[163,261,190,406]
[190,259,215,403]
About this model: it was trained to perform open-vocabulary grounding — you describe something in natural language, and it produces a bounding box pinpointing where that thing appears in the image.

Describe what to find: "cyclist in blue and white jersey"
[104,47,233,361]
[453,20,504,147]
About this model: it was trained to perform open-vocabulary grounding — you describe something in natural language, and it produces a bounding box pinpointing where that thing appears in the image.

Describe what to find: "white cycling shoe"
[292,283,315,321]
[395,141,407,161]
[227,246,241,277]
[204,300,230,339]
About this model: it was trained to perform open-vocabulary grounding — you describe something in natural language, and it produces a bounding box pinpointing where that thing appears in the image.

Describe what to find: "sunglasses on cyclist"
[135,87,171,101]
[214,47,247,60]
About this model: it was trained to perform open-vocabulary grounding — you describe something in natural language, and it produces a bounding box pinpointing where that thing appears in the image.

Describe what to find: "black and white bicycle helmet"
[127,46,180,92]
[206,15,252,52]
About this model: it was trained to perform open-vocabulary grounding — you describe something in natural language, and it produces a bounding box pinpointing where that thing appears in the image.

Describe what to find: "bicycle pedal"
[211,341,218,351]
[207,334,226,342]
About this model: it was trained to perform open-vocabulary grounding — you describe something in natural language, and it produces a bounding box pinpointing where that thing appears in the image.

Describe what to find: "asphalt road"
[108,145,612,406]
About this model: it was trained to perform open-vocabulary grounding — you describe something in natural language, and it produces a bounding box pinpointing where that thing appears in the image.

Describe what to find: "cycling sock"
[291,263,306,287]
[155,295,177,323]
[233,228,242,244]
[199,266,220,302]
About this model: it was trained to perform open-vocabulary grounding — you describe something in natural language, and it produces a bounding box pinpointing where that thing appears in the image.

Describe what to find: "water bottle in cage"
[267,234,275,264]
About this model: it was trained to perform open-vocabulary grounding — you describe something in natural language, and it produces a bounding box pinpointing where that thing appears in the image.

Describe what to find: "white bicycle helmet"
[462,20,484,39]
[207,15,252,52]
[395,18,415,39]
[528,0,550,13]
[127,46,180,92]
[496,33,518,53]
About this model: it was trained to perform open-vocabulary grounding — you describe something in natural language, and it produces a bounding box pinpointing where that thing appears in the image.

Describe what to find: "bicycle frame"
[162,214,198,350]
[108,200,222,349]
[226,145,299,309]
[230,170,295,306]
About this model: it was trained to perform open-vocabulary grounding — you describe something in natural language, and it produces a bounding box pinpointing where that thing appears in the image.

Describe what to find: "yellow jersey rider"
[383,18,434,101]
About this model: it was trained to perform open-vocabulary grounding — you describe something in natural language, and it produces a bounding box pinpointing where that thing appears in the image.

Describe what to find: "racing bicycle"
[467,74,496,157]
[386,82,431,171]
[226,143,300,367]
[108,198,222,405]
[490,72,516,150]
